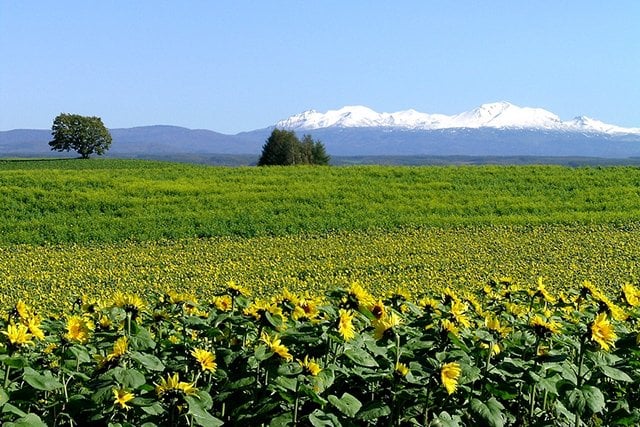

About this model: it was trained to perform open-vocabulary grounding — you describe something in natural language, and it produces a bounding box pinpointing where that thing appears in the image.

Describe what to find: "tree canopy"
[258,129,330,166]
[49,113,112,159]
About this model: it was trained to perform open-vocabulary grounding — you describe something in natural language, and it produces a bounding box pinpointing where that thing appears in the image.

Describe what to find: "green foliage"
[49,113,112,159]
[2,160,640,244]
[0,281,638,426]
[258,129,330,165]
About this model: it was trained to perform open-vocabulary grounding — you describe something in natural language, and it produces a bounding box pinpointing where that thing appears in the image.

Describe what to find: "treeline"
[258,129,330,166]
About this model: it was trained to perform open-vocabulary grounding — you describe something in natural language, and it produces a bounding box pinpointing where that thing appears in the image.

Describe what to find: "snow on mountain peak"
[275,102,639,135]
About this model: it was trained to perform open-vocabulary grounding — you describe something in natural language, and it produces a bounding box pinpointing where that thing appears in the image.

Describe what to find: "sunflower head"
[260,332,293,361]
[440,318,459,337]
[337,309,356,341]
[371,300,387,320]
[292,297,321,321]
[27,316,45,341]
[395,362,409,377]
[13,300,32,321]
[590,312,617,351]
[113,388,135,410]
[191,348,217,373]
[213,295,233,312]
[155,372,197,402]
[65,315,94,344]
[227,281,250,297]
[113,293,145,320]
[530,315,561,338]
[533,278,556,303]
[347,282,375,310]
[373,312,402,341]
[621,283,640,307]
[105,336,129,363]
[2,323,34,347]
[298,355,322,376]
[441,362,462,395]
[485,315,511,338]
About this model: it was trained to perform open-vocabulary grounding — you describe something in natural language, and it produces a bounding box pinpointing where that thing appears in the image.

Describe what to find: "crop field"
[2,159,640,244]
[0,159,639,425]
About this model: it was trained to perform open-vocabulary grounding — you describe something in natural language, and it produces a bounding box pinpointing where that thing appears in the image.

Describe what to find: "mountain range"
[2,102,640,160]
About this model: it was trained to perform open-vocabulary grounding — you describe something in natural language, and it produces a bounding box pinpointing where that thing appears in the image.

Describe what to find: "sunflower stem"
[293,379,300,426]
[126,312,132,336]
[3,365,10,389]
[574,334,587,427]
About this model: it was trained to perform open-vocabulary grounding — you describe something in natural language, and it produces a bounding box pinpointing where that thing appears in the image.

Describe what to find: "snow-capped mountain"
[276,102,640,135]
[3,102,640,160]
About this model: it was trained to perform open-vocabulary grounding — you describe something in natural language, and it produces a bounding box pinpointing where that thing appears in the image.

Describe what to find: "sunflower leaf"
[343,348,378,368]
[328,392,362,418]
[130,351,164,371]
[185,395,224,427]
[470,397,505,427]
[22,367,63,391]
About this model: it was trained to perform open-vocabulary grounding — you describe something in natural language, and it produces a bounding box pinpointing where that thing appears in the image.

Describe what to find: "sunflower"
[213,295,232,312]
[113,388,135,410]
[244,300,284,323]
[227,280,250,297]
[371,300,387,320]
[530,315,562,337]
[580,280,606,302]
[395,362,409,377]
[442,287,460,305]
[65,315,94,344]
[418,297,440,313]
[184,304,208,318]
[113,293,145,319]
[260,331,293,361]
[441,362,462,395]
[480,342,501,356]
[277,289,301,311]
[155,372,197,398]
[450,301,471,328]
[292,297,320,321]
[2,323,33,347]
[348,282,375,310]
[532,277,556,303]
[167,290,191,305]
[484,315,510,337]
[621,283,640,307]
[298,355,322,376]
[590,312,617,351]
[27,316,45,341]
[440,319,459,337]
[106,336,129,362]
[338,309,356,341]
[15,300,32,321]
[191,348,217,373]
[464,293,486,317]
[373,312,402,340]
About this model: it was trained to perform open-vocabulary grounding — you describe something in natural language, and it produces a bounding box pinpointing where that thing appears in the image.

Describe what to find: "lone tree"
[49,113,112,159]
[258,129,330,166]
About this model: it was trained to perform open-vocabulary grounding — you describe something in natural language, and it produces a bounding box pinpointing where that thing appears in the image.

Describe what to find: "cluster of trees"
[47,114,330,166]
[258,129,330,166]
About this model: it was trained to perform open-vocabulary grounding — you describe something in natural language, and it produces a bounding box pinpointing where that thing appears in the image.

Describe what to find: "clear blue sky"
[1,1,638,134]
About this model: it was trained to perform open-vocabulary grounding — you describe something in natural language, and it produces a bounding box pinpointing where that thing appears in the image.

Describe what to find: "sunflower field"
[0,279,639,426]
[1,160,640,425]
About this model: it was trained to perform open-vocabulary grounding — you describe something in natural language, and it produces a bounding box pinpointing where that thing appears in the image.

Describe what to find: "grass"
[1,159,640,245]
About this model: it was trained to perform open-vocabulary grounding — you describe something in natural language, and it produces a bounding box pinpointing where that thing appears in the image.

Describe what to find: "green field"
[1,159,639,425]
[1,159,639,310]
[2,159,640,245]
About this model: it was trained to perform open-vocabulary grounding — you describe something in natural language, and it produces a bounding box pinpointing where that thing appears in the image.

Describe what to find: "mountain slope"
[277,102,640,135]
[2,102,640,159]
